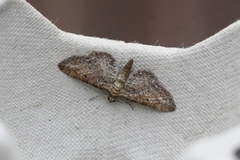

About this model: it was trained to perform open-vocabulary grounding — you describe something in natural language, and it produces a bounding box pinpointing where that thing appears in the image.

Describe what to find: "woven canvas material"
[0,0,240,159]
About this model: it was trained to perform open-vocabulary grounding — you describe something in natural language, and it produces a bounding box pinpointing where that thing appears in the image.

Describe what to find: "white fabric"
[0,0,239,159]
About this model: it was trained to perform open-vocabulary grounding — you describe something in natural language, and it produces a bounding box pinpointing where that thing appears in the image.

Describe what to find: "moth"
[58,51,176,112]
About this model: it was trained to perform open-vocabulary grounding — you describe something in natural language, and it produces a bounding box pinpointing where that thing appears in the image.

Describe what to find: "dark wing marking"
[58,51,118,90]
[119,70,176,112]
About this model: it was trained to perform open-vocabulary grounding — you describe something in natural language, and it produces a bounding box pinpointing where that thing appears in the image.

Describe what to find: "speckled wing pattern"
[58,51,118,91]
[119,70,176,112]
[58,51,176,112]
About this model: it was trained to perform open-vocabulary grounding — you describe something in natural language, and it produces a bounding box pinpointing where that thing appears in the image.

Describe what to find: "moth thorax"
[109,81,123,97]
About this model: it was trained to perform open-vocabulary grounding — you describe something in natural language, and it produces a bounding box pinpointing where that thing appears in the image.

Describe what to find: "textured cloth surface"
[0,0,240,160]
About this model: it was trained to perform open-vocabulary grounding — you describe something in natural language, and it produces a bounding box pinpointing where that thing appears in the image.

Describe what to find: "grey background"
[27,0,240,47]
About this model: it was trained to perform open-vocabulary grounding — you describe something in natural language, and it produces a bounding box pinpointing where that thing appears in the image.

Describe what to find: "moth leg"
[88,95,99,101]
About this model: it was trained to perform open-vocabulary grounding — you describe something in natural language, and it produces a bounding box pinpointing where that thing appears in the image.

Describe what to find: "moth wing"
[58,51,118,90]
[119,70,176,112]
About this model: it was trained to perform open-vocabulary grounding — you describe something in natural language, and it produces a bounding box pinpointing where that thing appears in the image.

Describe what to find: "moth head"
[108,96,116,102]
